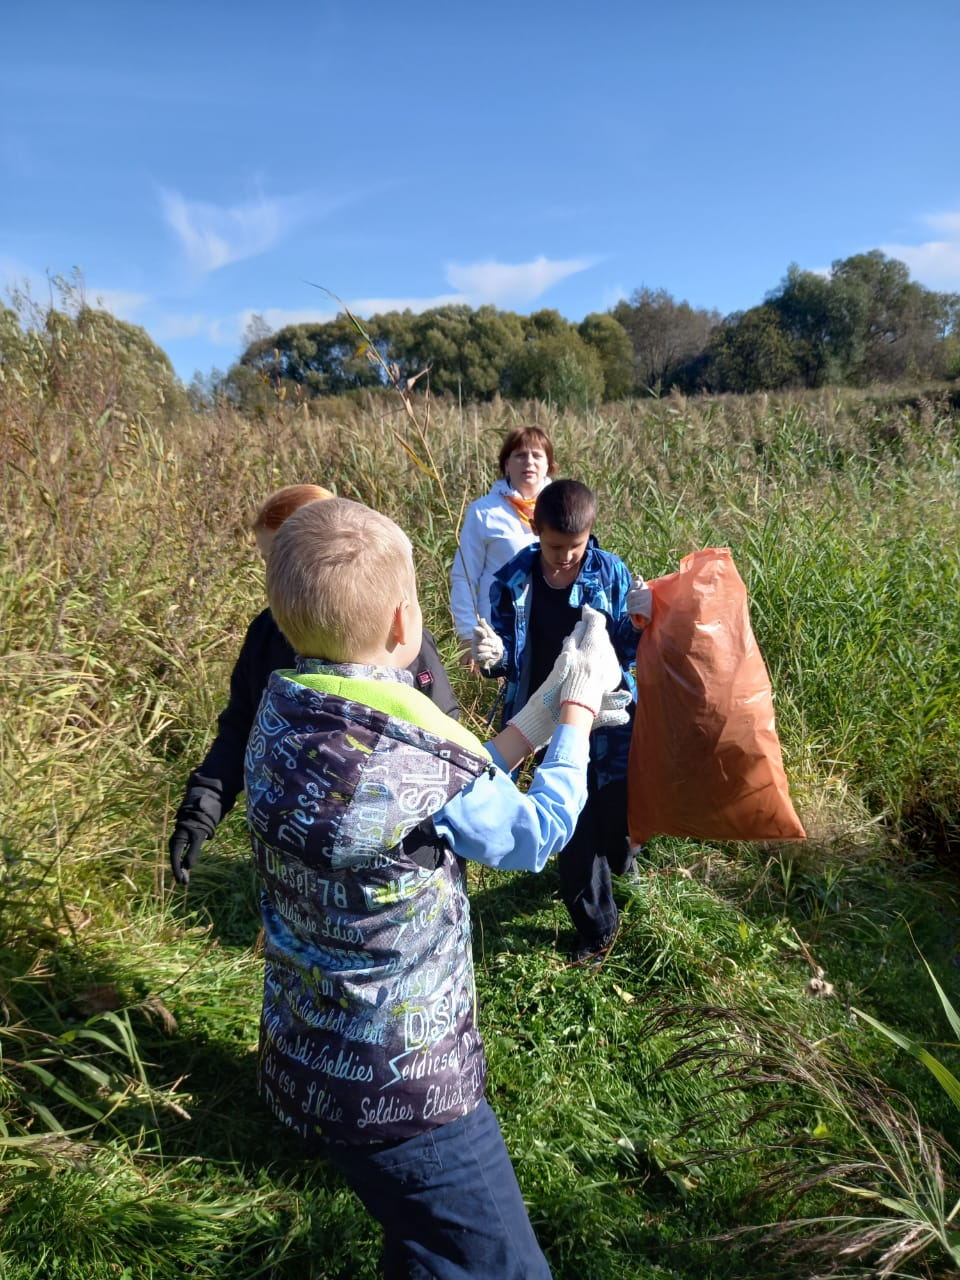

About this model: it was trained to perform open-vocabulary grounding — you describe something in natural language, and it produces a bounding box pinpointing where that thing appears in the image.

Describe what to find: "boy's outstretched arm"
[494,604,622,764]
[168,612,270,883]
[435,607,626,871]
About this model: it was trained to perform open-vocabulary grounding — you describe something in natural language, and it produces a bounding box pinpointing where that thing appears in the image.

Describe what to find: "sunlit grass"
[1,324,959,1277]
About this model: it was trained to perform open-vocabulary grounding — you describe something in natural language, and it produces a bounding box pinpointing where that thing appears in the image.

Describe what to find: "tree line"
[217,250,959,412]
[1,256,957,417]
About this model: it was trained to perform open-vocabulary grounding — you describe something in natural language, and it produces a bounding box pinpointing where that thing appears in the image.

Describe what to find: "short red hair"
[252,484,335,533]
[497,426,556,477]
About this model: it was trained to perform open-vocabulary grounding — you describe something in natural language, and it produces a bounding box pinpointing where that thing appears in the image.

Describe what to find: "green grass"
[2,341,960,1278]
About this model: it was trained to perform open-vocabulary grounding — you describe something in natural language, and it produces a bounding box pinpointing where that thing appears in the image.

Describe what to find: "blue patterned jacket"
[488,537,640,790]
[244,661,495,1148]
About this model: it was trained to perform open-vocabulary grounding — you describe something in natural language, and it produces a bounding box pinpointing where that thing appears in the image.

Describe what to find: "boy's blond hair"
[252,483,335,533]
[267,498,416,660]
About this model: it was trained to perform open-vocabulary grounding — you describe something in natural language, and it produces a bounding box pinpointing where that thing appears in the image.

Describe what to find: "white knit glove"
[593,687,632,731]
[626,575,652,627]
[471,618,505,672]
[559,605,623,717]
[507,635,575,753]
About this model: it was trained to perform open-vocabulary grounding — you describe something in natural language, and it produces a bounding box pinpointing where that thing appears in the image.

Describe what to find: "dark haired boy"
[473,479,651,963]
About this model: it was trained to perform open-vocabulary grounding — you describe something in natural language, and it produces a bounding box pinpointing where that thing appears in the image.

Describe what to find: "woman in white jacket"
[450,425,556,665]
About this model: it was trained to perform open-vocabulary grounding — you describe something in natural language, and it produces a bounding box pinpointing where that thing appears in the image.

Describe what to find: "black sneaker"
[570,932,616,966]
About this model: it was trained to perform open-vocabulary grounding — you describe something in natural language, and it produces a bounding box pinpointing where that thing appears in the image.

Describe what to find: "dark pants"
[324,1098,552,1279]
[558,775,632,943]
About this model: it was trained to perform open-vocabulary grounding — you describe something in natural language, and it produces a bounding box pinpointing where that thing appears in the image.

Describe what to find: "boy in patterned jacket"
[472,479,652,964]
[243,496,627,1278]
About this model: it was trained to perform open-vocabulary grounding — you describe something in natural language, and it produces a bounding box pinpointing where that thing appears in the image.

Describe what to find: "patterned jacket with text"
[244,661,493,1148]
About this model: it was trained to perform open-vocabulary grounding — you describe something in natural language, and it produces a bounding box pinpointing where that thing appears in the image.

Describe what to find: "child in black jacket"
[169,484,458,885]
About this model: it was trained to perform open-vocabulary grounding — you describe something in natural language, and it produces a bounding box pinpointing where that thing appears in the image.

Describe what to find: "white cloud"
[152,313,211,341]
[0,256,54,304]
[161,187,307,273]
[219,256,597,342]
[927,211,960,237]
[86,287,149,319]
[600,283,628,310]
[230,306,340,346]
[0,259,149,322]
[324,256,597,320]
[881,207,960,289]
[152,253,600,362]
[255,306,336,331]
[445,255,596,305]
[880,240,960,288]
[347,292,463,315]
[157,305,339,351]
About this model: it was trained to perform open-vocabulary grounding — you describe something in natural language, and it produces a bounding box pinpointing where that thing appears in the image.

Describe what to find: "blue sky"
[3,0,959,384]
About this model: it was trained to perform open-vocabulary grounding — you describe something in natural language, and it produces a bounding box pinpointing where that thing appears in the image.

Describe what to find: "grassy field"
[2,344,959,1277]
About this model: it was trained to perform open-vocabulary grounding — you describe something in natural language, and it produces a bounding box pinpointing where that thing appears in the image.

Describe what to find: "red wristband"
[560,698,598,717]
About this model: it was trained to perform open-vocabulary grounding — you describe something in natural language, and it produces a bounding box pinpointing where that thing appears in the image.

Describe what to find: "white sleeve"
[450,501,488,641]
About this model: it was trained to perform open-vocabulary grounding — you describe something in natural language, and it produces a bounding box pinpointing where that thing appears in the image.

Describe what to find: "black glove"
[169,822,210,886]
[169,781,223,886]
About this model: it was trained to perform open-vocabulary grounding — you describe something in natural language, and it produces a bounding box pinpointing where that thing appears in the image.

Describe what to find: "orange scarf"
[505,494,537,528]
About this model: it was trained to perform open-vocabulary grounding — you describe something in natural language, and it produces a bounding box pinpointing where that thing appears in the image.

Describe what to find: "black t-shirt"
[528,560,582,691]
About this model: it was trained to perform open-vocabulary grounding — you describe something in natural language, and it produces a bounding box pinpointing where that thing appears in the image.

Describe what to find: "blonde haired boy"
[267,496,418,663]
[244,496,626,1279]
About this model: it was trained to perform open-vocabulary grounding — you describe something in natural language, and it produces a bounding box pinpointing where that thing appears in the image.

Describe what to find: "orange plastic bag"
[628,547,806,842]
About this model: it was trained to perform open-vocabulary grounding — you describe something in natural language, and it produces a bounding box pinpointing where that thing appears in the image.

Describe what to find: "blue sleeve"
[608,557,642,666]
[432,725,589,871]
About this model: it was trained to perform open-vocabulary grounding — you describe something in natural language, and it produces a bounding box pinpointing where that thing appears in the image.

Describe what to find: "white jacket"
[450,477,541,641]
